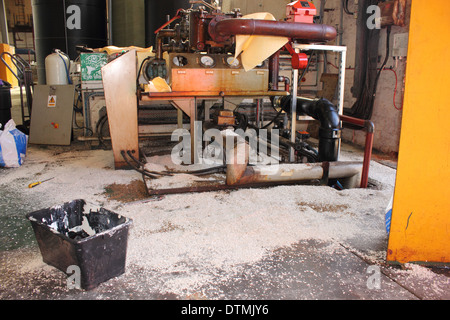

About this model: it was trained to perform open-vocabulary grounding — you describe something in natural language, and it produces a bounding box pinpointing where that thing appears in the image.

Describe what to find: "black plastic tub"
[26,199,132,290]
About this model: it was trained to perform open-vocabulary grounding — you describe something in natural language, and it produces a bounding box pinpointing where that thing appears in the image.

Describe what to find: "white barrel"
[45,52,70,85]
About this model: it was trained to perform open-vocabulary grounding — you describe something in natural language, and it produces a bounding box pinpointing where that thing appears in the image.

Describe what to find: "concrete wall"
[321,0,410,155]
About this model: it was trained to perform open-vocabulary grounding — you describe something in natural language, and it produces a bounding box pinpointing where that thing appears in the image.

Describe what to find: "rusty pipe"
[340,114,375,189]
[269,51,280,91]
[155,29,177,59]
[222,130,249,185]
[228,161,363,188]
[208,17,337,43]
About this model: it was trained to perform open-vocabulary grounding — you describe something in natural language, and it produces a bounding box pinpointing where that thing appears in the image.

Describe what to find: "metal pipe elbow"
[274,96,341,162]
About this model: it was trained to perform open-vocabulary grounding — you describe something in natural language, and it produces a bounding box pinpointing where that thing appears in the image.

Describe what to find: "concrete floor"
[0,87,449,302]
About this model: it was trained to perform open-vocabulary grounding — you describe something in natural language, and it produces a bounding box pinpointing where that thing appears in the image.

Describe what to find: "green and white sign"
[80,53,108,82]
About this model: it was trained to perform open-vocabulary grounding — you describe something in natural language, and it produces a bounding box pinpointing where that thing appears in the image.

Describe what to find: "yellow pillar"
[0,43,18,87]
[386,0,450,264]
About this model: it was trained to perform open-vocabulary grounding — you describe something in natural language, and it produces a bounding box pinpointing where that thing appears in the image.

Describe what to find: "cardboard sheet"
[234,12,289,71]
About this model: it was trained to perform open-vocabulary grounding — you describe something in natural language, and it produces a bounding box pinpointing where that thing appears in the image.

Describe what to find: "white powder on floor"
[10,144,445,299]
[118,146,397,296]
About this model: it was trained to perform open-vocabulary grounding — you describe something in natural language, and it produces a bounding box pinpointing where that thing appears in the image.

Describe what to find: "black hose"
[345,4,389,120]
[126,150,173,177]
[96,114,109,149]
[368,25,391,119]
[121,150,159,179]
[162,165,227,176]
[343,0,354,15]
[123,149,224,178]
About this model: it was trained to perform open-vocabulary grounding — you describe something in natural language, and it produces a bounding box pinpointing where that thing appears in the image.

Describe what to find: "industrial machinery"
[102,0,374,193]
[139,1,336,92]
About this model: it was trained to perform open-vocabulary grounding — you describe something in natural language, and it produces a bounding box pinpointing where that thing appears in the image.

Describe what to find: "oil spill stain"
[103,180,148,203]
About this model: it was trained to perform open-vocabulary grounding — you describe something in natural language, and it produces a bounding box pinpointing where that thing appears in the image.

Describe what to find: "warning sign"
[48,95,57,107]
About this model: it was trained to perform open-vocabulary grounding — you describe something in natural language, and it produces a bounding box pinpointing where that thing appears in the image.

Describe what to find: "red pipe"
[340,115,375,188]
[269,51,280,90]
[208,17,337,43]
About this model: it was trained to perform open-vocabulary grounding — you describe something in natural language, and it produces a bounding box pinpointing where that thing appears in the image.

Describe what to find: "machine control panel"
[169,53,267,70]
[168,53,269,93]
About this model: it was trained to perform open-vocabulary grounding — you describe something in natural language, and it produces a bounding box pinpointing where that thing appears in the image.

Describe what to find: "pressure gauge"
[173,55,188,67]
[226,56,240,68]
[199,55,216,68]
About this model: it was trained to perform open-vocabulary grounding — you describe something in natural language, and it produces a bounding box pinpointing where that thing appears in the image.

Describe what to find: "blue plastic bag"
[0,119,28,168]
[385,195,393,234]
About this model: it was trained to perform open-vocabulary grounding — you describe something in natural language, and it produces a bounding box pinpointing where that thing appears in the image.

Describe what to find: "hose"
[164,165,227,176]
[121,150,159,179]
[126,150,173,177]
[55,50,72,85]
[121,149,225,179]
[96,114,109,149]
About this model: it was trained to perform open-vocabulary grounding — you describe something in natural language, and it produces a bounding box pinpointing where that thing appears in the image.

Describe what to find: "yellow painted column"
[0,44,18,87]
[386,0,450,264]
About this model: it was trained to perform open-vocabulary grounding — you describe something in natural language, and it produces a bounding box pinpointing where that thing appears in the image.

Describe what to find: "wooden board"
[102,50,139,169]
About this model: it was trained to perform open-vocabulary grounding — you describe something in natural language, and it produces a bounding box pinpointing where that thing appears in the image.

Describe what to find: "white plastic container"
[45,52,70,85]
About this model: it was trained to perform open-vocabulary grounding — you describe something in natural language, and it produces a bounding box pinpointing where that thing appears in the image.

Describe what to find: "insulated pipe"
[275,96,341,162]
[208,17,337,43]
[298,97,341,162]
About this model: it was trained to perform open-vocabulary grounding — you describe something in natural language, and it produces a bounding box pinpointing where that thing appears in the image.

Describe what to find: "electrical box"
[29,85,75,146]
[392,33,409,58]
[286,1,317,24]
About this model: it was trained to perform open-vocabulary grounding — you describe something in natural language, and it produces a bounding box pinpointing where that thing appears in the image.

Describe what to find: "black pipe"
[275,96,341,162]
